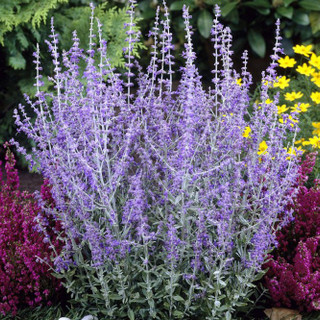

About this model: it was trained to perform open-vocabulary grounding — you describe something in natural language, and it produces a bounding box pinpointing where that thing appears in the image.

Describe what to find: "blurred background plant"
[136,0,320,80]
[0,0,143,167]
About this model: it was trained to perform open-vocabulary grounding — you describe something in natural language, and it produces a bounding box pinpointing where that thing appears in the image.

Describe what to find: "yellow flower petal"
[309,53,320,69]
[311,92,320,104]
[296,63,315,76]
[278,56,296,68]
[284,91,303,101]
[257,141,268,155]
[242,126,251,138]
[273,76,290,89]
[293,44,313,57]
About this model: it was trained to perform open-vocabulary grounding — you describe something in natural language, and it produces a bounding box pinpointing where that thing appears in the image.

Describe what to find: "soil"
[1,164,43,193]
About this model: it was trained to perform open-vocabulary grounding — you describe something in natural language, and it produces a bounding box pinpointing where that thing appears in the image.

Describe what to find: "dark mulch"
[1,164,43,193]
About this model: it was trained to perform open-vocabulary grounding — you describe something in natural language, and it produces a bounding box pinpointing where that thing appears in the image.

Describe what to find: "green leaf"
[243,0,271,9]
[16,29,29,49]
[284,0,296,6]
[299,0,320,11]
[310,12,320,34]
[173,310,184,318]
[293,11,310,25]
[256,8,270,15]
[277,6,293,19]
[109,294,122,300]
[173,295,185,302]
[128,309,135,320]
[197,10,213,38]
[141,7,156,19]
[170,0,194,11]
[9,52,26,70]
[247,29,266,58]
[221,2,237,17]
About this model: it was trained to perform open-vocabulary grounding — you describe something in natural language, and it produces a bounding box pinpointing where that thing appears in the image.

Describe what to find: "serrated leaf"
[293,11,310,25]
[277,6,293,19]
[221,2,237,17]
[197,10,213,38]
[16,29,29,49]
[9,52,26,70]
[247,29,266,58]
[310,12,320,34]
[299,0,320,11]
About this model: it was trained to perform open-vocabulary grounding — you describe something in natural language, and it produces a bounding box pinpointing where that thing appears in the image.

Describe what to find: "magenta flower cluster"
[11,1,300,318]
[264,152,320,312]
[0,146,62,316]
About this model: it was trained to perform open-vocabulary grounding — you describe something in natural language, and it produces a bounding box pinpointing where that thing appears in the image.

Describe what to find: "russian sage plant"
[12,1,300,319]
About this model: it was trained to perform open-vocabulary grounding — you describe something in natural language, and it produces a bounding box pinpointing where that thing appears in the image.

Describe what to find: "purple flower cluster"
[12,1,300,318]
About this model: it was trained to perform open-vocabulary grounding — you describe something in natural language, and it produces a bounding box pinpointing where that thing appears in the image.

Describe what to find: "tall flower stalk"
[12,2,300,319]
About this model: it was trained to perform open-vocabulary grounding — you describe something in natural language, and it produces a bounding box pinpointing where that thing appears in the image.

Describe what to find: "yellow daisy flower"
[293,44,313,57]
[311,92,320,104]
[302,136,320,149]
[296,63,315,76]
[284,91,303,101]
[311,72,320,87]
[242,126,251,138]
[257,140,268,155]
[273,76,290,90]
[285,146,301,160]
[277,104,288,114]
[309,53,320,69]
[236,78,242,86]
[295,138,305,145]
[265,99,273,104]
[290,103,310,113]
[312,122,320,135]
[278,56,296,68]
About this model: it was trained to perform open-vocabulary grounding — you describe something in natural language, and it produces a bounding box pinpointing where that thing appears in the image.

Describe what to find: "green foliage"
[57,238,268,320]
[0,0,143,167]
[0,303,85,320]
[137,0,320,61]
[0,0,68,45]
[0,0,67,72]
[54,3,144,70]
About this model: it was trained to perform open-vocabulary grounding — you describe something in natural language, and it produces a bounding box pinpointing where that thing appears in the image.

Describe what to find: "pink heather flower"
[0,147,63,316]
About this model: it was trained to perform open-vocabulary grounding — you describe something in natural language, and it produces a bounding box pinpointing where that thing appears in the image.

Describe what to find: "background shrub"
[137,0,320,80]
[0,0,143,166]
[0,145,62,316]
